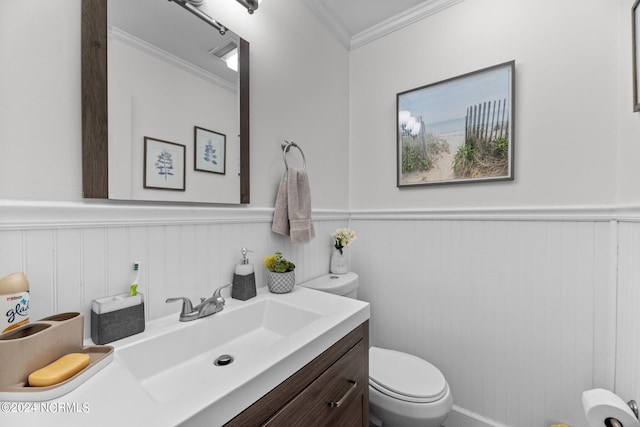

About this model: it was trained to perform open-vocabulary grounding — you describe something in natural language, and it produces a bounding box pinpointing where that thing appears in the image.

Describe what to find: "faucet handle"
[213,283,232,298]
[166,297,194,312]
[211,284,232,307]
[166,297,198,321]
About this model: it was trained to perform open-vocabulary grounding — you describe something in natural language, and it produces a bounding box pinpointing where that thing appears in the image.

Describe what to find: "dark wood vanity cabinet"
[226,321,369,427]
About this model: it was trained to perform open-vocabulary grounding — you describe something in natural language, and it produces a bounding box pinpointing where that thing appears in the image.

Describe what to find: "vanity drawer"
[264,339,366,427]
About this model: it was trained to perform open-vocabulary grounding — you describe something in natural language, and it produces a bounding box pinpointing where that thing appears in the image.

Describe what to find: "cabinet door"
[331,392,363,427]
[264,340,366,427]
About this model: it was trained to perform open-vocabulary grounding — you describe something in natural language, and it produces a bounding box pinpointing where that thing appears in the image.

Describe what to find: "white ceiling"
[316,0,426,35]
[302,0,465,50]
[108,0,466,78]
[109,0,239,89]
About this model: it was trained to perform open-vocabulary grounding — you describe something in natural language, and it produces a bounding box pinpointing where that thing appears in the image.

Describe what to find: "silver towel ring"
[281,140,307,171]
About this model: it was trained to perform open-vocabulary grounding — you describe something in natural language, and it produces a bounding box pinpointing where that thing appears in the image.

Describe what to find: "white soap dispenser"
[231,248,256,301]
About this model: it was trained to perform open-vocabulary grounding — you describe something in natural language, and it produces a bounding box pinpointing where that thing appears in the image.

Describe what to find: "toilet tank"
[299,272,359,299]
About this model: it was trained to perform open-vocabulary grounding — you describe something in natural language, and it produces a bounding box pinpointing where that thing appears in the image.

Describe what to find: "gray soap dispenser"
[231,248,256,301]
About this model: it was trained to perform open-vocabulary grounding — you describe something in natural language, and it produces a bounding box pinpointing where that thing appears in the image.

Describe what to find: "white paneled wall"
[615,221,640,403]
[6,202,640,427]
[351,216,615,427]
[0,203,347,339]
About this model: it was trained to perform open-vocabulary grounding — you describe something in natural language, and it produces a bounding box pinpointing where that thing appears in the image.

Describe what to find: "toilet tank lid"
[369,347,447,401]
[299,272,359,296]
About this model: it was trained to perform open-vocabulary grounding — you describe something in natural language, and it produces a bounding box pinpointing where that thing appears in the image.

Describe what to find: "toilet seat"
[369,347,448,404]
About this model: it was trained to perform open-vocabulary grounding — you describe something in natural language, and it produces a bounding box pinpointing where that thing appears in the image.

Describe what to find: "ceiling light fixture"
[169,0,228,35]
[210,40,239,72]
[235,0,261,14]
[222,49,238,72]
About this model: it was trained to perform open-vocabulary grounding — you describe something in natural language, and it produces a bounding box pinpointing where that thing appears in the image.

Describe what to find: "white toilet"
[301,272,452,427]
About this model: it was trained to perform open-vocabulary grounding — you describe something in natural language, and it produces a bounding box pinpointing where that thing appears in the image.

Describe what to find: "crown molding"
[302,0,466,51]
[109,27,237,93]
[301,0,352,49]
[350,0,466,50]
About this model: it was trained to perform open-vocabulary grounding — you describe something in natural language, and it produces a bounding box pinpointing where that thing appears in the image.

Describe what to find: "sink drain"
[214,354,234,366]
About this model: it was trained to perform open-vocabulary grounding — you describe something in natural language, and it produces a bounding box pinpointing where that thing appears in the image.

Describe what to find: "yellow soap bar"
[28,353,90,387]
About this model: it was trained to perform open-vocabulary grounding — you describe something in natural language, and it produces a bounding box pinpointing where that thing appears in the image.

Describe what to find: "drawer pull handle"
[329,380,357,408]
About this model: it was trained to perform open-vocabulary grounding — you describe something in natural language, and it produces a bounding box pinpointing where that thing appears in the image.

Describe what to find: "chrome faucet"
[166,284,231,322]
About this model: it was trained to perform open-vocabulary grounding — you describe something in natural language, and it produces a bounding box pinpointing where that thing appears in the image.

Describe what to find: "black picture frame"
[397,61,515,187]
[194,126,226,175]
[143,137,186,191]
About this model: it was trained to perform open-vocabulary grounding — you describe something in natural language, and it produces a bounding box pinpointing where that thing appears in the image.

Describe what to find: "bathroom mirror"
[81,0,249,204]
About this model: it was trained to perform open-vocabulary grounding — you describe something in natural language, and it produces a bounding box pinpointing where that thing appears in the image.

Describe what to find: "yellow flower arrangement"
[263,251,295,273]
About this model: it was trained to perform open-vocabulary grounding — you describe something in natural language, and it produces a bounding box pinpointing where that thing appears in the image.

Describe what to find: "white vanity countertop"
[0,286,370,427]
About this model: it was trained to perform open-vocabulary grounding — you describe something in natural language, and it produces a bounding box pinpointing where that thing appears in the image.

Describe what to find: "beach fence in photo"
[464,99,509,145]
[455,98,510,179]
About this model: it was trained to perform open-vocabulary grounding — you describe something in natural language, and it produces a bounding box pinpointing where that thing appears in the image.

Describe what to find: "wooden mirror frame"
[81,0,250,203]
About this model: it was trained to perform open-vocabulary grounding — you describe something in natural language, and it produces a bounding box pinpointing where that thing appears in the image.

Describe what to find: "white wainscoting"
[614,221,640,405]
[350,214,617,427]
[0,201,349,339]
[4,201,640,427]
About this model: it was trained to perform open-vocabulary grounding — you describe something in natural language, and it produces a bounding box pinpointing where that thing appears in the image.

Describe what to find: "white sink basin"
[105,286,369,426]
[116,298,321,403]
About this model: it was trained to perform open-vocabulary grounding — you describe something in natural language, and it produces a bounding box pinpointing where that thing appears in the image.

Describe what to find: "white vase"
[330,249,348,274]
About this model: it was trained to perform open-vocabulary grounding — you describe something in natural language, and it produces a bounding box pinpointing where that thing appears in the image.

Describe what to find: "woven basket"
[266,271,295,294]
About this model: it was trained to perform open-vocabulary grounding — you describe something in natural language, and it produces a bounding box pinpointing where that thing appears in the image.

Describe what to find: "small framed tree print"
[143,137,186,191]
[194,126,226,175]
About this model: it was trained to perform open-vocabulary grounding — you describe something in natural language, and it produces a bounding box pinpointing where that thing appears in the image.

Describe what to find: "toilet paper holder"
[630,400,639,419]
[606,399,638,427]
[583,388,640,427]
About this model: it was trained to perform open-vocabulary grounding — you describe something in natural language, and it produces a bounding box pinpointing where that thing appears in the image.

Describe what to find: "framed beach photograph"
[143,137,186,191]
[633,0,640,111]
[397,60,515,187]
[194,126,226,174]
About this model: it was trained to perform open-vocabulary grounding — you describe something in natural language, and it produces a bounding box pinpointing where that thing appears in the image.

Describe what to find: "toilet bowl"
[301,273,452,427]
[369,346,452,427]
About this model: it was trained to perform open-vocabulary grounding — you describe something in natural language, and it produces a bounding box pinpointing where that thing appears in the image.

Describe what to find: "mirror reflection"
[82,0,249,204]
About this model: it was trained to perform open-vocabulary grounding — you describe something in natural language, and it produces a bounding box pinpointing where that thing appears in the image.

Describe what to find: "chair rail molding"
[5,200,640,230]
[0,200,348,230]
[349,204,624,222]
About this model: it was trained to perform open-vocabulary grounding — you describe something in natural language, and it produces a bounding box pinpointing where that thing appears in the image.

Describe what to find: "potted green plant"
[263,252,296,293]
